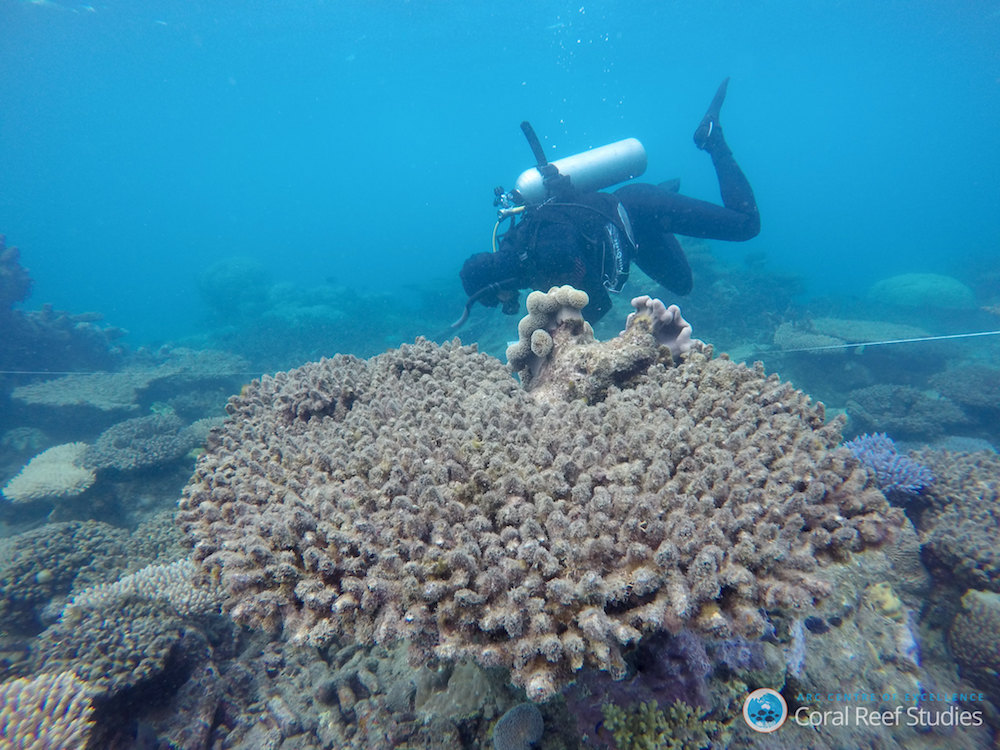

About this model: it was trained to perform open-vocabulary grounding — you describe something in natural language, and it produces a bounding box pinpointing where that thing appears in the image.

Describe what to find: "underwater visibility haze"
[1,1,1000,748]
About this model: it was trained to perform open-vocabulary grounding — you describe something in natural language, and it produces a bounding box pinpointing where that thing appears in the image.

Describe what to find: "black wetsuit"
[491,138,760,322]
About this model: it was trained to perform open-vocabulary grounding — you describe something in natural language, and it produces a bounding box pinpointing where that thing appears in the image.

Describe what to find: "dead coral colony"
[178,286,901,701]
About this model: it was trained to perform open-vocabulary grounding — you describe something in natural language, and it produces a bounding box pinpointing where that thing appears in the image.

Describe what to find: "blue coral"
[843,432,933,499]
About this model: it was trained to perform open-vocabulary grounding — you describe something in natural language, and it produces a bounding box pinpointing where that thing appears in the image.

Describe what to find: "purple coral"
[843,432,933,499]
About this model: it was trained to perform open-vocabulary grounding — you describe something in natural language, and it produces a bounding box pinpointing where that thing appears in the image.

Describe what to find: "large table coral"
[178,299,901,701]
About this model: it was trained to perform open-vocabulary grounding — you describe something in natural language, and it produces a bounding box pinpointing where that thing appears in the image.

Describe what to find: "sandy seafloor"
[2,1,1000,748]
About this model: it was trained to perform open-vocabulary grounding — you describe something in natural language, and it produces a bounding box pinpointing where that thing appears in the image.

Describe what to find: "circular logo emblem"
[742,688,788,733]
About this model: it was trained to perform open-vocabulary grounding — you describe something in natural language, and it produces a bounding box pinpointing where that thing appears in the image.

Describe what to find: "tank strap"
[520,121,572,199]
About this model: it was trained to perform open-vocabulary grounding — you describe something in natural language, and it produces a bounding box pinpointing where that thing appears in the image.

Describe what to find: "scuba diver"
[455,78,760,326]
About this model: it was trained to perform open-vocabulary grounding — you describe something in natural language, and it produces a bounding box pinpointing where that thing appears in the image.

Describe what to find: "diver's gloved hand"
[625,295,702,359]
[693,77,730,151]
[541,165,573,199]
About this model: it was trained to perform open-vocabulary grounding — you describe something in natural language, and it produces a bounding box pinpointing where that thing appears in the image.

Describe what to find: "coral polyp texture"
[178,294,902,702]
[0,671,95,749]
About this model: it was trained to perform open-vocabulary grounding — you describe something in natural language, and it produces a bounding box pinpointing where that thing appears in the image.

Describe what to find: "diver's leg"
[694,79,760,238]
[635,232,693,296]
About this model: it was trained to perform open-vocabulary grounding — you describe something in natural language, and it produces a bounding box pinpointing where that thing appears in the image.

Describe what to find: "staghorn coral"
[178,297,902,702]
[1,442,95,505]
[843,433,933,501]
[0,671,95,749]
[912,449,1000,592]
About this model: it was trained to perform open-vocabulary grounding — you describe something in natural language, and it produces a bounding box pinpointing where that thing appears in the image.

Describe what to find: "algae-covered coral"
[601,699,730,750]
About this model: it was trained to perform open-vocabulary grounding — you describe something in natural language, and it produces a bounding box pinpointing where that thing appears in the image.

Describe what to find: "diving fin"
[693,77,730,150]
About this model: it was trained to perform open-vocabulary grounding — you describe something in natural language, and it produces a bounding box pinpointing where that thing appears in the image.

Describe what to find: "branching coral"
[0,671,94,749]
[843,432,933,501]
[178,288,902,702]
[601,699,730,750]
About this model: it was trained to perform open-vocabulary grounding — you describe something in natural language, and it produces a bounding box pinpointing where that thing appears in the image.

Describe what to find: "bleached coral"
[1,442,95,504]
[178,291,902,702]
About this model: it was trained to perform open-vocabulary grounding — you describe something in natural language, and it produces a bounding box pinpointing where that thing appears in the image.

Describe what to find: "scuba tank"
[510,134,647,205]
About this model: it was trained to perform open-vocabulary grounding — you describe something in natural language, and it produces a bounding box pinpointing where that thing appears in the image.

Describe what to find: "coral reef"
[843,432,934,501]
[773,318,930,353]
[197,255,273,322]
[29,596,187,696]
[929,364,1000,445]
[0,518,229,748]
[492,702,544,750]
[0,521,131,635]
[948,589,1000,702]
[930,364,1000,411]
[0,671,95,748]
[601,699,730,750]
[0,235,31,310]
[723,545,992,750]
[864,582,906,623]
[82,412,206,473]
[772,322,841,352]
[564,628,769,749]
[507,288,701,404]
[0,236,125,376]
[63,558,223,620]
[869,272,977,310]
[12,371,151,413]
[912,449,1000,592]
[179,289,902,702]
[1,442,95,505]
[11,347,248,414]
[846,384,967,441]
[195,632,524,749]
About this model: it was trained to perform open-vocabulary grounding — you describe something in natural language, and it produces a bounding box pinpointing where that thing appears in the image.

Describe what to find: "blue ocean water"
[4,4,1000,747]
[2,0,997,345]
